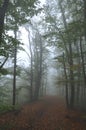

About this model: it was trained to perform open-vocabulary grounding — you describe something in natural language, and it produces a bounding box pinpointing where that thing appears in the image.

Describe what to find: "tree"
[0,0,9,44]
[0,0,9,72]
[33,32,43,100]
[25,21,49,101]
[0,0,40,105]
[43,0,86,109]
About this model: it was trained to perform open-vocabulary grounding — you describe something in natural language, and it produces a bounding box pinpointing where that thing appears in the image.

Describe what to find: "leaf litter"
[0,96,86,130]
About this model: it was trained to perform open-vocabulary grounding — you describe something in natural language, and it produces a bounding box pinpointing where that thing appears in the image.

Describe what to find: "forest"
[0,0,86,129]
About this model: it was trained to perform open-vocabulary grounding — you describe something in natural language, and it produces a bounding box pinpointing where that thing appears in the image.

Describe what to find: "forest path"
[0,96,86,130]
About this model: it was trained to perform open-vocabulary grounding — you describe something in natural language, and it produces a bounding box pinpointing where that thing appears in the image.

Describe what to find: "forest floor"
[0,96,86,130]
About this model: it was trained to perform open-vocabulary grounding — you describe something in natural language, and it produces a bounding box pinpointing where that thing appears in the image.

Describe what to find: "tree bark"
[80,36,86,87]
[0,56,8,69]
[0,0,9,44]
[62,53,69,107]
[28,29,33,102]
[13,31,17,106]
[34,34,43,101]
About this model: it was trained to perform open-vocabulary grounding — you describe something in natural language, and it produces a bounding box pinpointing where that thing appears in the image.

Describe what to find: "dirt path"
[0,96,86,130]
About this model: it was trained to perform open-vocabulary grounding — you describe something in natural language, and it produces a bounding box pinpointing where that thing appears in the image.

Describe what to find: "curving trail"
[0,96,86,130]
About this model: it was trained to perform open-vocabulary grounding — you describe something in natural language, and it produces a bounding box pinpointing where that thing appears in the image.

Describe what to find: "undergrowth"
[0,104,20,114]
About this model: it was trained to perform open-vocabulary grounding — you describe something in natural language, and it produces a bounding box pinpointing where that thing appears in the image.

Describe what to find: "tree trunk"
[29,32,33,102]
[59,0,75,108]
[75,41,81,104]
[83,0,86,40]
[0,56,8,69]
[13,31,17,106]
[34,35,43,101]
[0,0,9,44]
[80,36,86,87]
[68,41,75,108]
[62,53,69,107]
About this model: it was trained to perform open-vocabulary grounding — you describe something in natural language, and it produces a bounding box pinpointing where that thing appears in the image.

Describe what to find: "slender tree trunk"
[75,41,81,104]
[0,0,9,75]
[0,0,9,44]
[30,48,33,101]
[13,31,17,106]
[34,35,43,101]
[83,0,86,40]
[28,30,33,102]
[80,36,86,86]
[62,53,69,107]
[68,42,75,108]
[0,56,8,69]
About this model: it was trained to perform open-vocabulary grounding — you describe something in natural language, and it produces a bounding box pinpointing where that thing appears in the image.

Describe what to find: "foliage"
[0,68,8,75]
[0,104,20,114]
[0,0,40,70]
[43,0,86,109]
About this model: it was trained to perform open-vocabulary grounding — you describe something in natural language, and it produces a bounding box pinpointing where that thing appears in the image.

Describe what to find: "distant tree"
[25,22,49,101]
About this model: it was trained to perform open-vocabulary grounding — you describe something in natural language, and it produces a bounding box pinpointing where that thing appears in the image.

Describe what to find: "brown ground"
[0,96,86,130]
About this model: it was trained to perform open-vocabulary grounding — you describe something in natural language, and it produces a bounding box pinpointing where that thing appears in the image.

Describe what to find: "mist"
[0,0,86,129]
